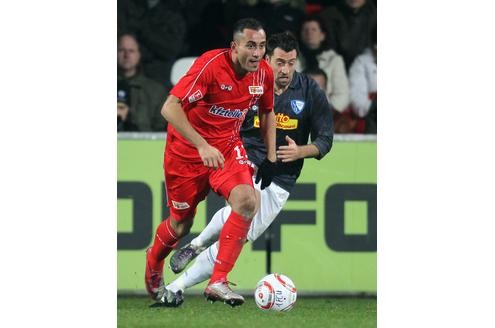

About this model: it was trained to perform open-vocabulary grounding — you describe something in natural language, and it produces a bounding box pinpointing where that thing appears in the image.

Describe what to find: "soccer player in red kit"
[145,18,277,307]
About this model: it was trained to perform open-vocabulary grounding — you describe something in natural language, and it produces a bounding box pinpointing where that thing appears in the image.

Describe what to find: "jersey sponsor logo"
[220,84,233,91]
[172,200,190,210]
[249,86,264,95]
[208,104,244,119]
[253,113,298,130]
[290,100,305,114]
[188,89,203,103]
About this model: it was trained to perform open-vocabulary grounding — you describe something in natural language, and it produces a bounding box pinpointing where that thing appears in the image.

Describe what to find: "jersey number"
[234,145,245,160]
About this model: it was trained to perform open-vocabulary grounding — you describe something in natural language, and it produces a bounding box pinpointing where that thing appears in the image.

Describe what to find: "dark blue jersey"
[241,71,334,192]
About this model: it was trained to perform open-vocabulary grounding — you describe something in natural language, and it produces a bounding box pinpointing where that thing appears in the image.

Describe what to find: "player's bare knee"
[235,193,257,218]
[229,184,257,218]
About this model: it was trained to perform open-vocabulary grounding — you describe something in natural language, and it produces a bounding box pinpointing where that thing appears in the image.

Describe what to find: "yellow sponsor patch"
[253,114,298,130]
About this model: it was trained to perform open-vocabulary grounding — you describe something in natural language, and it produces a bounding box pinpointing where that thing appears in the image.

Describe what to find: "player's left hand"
[255,158,277,190]
[276,136,300,163]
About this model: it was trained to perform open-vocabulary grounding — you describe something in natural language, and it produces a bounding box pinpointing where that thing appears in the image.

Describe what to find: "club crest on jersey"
[188,89,203,103]
[290,100,305,114]
[249,86,264,95]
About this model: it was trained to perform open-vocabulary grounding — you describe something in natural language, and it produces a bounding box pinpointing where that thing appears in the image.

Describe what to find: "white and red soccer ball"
[254,273,297,312]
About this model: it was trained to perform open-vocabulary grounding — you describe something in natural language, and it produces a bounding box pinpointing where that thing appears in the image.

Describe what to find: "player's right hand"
[197,144,225,169]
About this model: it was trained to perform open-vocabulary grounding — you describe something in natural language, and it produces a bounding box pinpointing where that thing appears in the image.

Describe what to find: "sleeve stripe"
[181,50,228,102]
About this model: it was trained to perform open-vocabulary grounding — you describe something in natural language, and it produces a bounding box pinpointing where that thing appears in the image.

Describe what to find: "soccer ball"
[254,273,297,312]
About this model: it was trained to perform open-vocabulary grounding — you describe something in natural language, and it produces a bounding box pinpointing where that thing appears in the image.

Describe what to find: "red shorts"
[164,140,254,221]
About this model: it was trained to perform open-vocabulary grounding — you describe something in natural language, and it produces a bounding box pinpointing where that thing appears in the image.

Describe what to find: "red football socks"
[149,218,179,269]
[210,210,251,283]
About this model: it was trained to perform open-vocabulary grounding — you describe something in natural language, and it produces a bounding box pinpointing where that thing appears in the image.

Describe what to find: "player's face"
[268,48,297,89]
[232,28,267,73]
[118,35,141,71]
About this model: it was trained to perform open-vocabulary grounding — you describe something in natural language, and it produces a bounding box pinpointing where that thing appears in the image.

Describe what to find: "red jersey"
[167,49,274,160]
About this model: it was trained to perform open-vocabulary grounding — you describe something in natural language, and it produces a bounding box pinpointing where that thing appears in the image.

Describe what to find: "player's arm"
[255,66,277,189]
[258,109,277,162]
[255,109,277,189]
[308,83,334,160]
[277,83,334,163]
[276,136,320,163]
[161,95,225,169]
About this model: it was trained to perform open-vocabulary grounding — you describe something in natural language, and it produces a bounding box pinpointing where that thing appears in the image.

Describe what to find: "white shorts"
[247,177,290,242]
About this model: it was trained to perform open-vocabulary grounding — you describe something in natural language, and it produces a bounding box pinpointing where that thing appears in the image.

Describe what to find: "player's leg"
[199,142,256,306]
[145,214,193,300]
[204,184,256,306]
[169,206,231,273]
[246,181,290,242]
[204,179,289,284]
[155,185,255,307]
[192,206,231,248]
[153,182,289,307]
[168,242,219,294]
[151,242,219,308]
[180,174,288,255]
[169,177,277,274]
[166,181,289,295]
[145,156,210,300]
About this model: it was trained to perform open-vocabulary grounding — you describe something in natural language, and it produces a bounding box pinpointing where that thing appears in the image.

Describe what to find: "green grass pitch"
[118,296,376,328]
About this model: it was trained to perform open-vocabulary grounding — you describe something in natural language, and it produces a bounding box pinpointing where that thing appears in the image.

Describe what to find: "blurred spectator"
[117,80,138,132]
[296,15,350,113]
[319,0,376,70]
[349,29,377,134]
[117,34,168,132]
[303,66,328,92]
[117,0,187,86]
[304,66,356,134]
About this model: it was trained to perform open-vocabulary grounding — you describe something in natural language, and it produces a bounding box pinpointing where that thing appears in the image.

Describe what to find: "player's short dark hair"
[266,31,300,57]
[302,67,328,84]
[232,18,264,39]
